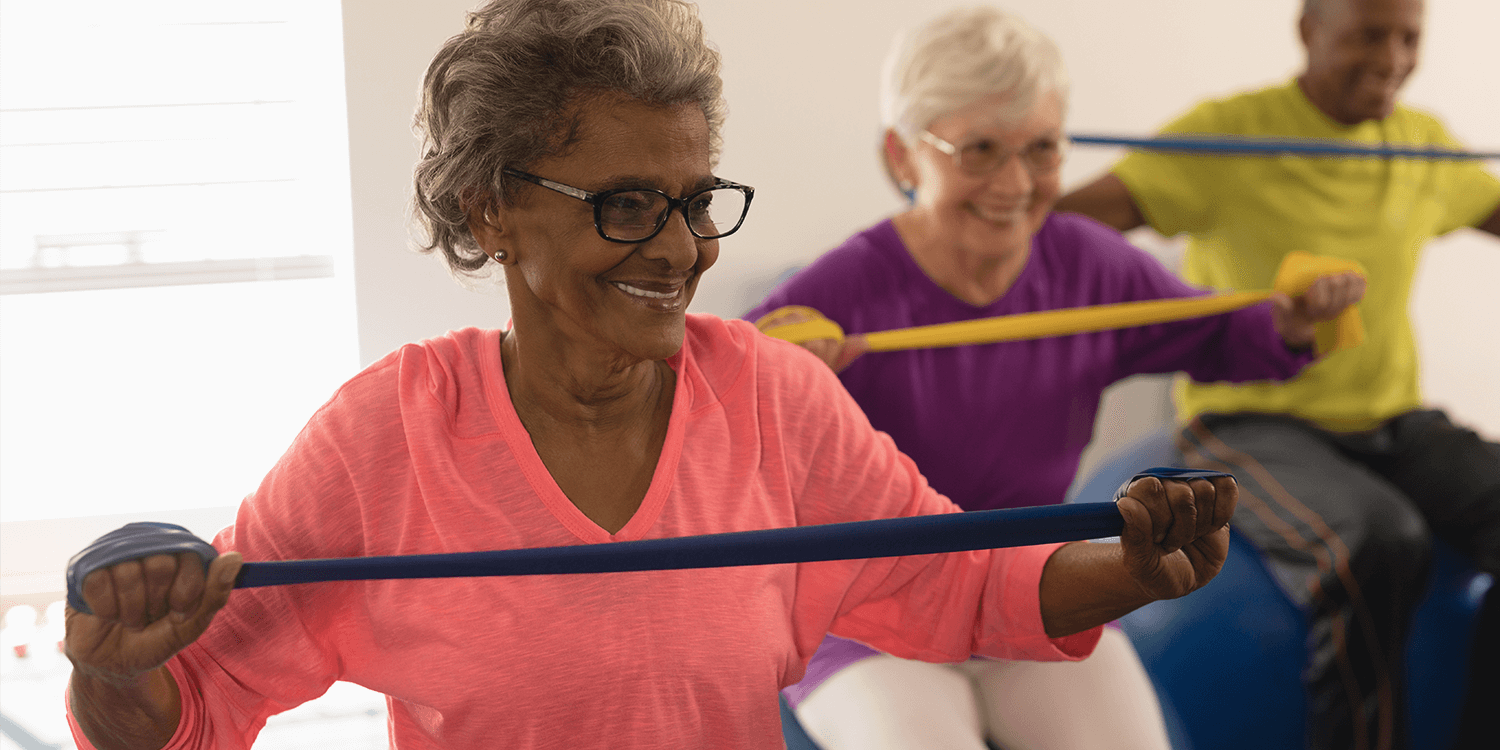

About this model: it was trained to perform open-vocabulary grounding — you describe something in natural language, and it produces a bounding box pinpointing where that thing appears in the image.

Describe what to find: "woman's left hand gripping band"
[1113,468,1238,601]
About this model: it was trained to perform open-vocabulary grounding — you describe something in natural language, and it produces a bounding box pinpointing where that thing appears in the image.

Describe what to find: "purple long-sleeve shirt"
[746,213,1313,706]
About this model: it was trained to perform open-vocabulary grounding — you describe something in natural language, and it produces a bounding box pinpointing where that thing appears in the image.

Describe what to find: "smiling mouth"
[968,203,1028,225]
[1355,72,1404,99]
[612,281,683,301]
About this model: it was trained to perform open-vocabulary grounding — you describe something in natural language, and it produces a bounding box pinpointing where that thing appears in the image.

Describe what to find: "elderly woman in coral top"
[65,2,1240,749]
[749,6,1363,750]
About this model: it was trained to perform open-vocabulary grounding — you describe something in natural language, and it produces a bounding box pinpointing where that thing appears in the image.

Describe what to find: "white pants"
[794,628,1171,750]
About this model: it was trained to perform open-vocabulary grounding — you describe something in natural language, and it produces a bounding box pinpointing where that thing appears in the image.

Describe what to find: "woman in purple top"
[746,7,1364,750]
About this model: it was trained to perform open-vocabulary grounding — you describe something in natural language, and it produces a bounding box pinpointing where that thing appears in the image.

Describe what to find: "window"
[0,0,357,526]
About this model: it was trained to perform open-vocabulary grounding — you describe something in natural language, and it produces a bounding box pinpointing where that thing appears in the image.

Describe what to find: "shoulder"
[381,326,492,402]
[317,327,497,436]
[790,219,903,276]
[684,313,834,389]
[1035,213,1197,301]
[237,329,501,552]
[744,219,909,323]
[1389,103,1462,147]
[1037,211,1132,248]
[681,314,757,382]
[682,314,852,420]
[1157,82,1290,135]
[1036,212,1162,273]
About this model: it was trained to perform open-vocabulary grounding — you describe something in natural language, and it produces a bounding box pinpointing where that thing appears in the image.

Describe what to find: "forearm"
[1037,541,1156,638]
[1479,202,1500,237]
[1204,303,1314,382]
[1054,174,1148,232]
[70,666,182,750]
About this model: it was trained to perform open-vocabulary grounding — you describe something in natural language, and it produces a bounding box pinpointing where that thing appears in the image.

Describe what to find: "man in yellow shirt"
[1057,0,1499,748]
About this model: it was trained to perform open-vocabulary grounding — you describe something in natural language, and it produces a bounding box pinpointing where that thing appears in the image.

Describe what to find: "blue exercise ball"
[1071,429,1492,750]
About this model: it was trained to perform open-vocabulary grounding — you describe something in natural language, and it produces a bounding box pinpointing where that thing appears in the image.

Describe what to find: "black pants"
[1178,410,1500,750]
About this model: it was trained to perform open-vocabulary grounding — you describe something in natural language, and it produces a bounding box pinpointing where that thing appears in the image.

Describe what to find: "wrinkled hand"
[804,332,869,373]
[1271,272,1366,349]
[66,551,242,685]
[1115,476,1236,601]
[761,307,869,372]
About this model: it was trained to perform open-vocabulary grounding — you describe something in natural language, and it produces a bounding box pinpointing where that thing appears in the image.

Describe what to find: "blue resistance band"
[66,468,1233,616]
[1069,133,1500,161]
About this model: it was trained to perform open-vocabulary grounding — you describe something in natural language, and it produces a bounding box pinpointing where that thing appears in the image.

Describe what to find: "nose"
[1371,32,1415,77]
[984,151,1034,198]
[638,207,701,270]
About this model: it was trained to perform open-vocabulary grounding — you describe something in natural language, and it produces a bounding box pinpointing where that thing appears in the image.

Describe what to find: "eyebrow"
[591,174,719,195]
[960,132,1063,147]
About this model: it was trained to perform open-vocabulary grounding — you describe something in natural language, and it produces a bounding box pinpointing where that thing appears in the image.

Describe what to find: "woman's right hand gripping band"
[65,522,243,686]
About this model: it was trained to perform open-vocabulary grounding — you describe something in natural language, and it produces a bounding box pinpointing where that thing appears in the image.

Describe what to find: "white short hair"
[879,6,1069,139]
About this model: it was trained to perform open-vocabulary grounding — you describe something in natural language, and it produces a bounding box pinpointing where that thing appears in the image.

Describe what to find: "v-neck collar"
[479,328,688,544]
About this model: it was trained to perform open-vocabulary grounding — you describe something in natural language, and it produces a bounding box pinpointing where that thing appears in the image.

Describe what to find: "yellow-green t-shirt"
[1114,80,1500,431]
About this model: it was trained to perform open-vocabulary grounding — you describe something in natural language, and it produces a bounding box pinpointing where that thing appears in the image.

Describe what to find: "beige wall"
[344,0,506,364]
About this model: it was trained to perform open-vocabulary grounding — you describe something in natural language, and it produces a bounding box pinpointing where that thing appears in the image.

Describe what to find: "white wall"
[344,0,507,365]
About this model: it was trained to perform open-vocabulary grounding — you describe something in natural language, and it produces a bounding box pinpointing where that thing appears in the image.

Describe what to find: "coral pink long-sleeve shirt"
[69,316,1099,749]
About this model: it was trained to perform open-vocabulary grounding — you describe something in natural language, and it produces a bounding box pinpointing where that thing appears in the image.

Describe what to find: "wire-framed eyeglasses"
[918,131,1069,176]
[502,168,755,244]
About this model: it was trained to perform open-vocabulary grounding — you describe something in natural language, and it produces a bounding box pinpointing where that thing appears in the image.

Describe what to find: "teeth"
[613,282,678,300]
[971,205,1026,223]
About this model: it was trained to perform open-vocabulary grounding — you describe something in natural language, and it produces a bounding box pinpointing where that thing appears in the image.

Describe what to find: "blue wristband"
[1113,467,1237,502]
[66,522,219,615]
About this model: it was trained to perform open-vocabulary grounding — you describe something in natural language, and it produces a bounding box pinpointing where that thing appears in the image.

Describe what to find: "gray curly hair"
[411,0,726,275]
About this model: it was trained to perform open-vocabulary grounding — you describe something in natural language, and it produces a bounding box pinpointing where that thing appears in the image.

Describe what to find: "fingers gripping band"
[1113,467,1237,502]
[66,522,220,615]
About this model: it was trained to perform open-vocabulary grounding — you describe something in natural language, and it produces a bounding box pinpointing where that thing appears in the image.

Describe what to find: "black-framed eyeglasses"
[918,131,1069,176]
[502,168,755,243]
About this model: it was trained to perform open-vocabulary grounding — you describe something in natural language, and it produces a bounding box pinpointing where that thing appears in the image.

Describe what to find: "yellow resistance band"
[757,251,1366,354]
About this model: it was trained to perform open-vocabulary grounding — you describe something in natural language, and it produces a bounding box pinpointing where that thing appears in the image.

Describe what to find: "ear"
[1298,13,1314,49]
[882,129,917,194]
[460,189,512,265]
